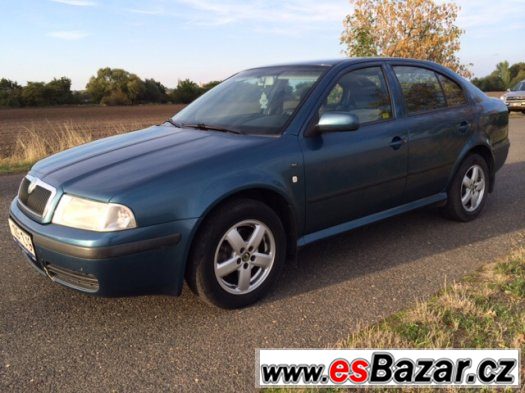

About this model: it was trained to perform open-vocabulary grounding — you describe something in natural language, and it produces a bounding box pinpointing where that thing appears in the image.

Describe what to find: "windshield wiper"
[181,123,243,135]
[164,118,181,128]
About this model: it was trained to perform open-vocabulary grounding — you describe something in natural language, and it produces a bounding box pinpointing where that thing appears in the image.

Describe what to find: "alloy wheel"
[214,220,276,295]
[460,164,486,212]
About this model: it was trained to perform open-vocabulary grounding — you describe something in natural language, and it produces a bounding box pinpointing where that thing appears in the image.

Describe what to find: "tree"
[171,79,202,104]
[341,0,471,77]
[0,78,23,107]
[471,60,525,91]
[201,80,221,93]
[509,62,525,87]
[45,77,73,105]
[496,61,511,89]
[86,67,145,105]
[139,78,168,103]
[471,75,505,92]
[21,82,48,106]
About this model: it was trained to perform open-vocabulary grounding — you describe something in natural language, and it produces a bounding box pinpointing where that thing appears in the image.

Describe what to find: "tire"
[441,153,489,222]
[185,198,286,309]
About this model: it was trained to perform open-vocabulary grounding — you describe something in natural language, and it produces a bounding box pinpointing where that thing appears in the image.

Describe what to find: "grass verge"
[267,249,525,393]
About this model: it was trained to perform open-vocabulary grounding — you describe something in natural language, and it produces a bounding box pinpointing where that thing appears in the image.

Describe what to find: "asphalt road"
[1,116,525,392]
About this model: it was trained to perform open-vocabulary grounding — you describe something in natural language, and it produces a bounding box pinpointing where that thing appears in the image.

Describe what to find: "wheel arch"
[185,186,299,272]
[448,143,495,193]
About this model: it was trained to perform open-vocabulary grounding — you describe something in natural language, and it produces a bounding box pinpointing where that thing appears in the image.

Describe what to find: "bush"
[471,75,506,92]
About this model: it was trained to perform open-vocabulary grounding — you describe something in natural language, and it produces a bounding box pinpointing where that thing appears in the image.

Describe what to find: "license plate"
[8,219,36,259]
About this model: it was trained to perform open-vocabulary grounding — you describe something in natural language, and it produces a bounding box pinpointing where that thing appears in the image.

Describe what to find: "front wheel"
[186,199,286,308]
[441,154,489,222]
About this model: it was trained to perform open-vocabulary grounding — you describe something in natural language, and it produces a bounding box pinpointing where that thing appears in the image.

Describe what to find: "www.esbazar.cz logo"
[257,349,521,387]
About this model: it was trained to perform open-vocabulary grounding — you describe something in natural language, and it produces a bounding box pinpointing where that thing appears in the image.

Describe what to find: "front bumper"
[505,101,525,111]
[9,198,197,296]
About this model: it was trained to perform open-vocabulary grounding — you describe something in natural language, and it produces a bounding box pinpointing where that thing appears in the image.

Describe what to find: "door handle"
[458,121,470,133]
[389,136,407,150]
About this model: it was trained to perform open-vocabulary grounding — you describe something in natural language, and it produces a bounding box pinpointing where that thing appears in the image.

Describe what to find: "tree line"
[471,62,525,92]
[0,67,221,108]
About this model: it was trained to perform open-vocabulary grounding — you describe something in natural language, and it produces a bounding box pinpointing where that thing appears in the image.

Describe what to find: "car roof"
[250,57,443,69]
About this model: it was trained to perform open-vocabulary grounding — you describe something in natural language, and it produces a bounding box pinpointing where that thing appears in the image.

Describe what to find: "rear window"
[393,66,446,114]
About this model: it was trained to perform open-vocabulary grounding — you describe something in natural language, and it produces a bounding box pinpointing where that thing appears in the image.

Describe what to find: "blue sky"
[0,0,524,90]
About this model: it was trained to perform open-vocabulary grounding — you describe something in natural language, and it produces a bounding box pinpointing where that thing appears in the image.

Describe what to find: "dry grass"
[0,121,136,173]
[267,249,525,393]
[0,104,186,172]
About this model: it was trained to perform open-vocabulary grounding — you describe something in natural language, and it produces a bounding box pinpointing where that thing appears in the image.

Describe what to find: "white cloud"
[164,0,350,36]
[47,30,90,40]
[50,0,97,6]
[126,8,164,15]
[176,0,348,24]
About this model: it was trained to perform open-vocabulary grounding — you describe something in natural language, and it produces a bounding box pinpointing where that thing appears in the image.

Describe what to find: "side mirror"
[315,112,360,133]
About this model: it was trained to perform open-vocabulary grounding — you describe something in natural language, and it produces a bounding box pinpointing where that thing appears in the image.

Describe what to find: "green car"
[9,58,509,308]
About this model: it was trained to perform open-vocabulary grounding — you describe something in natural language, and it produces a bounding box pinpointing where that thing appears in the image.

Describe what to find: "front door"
[301,66,408,234]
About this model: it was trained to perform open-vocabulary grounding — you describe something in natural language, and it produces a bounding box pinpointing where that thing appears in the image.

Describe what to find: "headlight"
[52,195,137,231]
[500,95,506,101]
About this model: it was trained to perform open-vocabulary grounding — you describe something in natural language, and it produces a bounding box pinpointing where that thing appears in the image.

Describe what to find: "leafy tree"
[496,61,511,89]
[471,75,506,92]
[139,78,168,103]
[171,79,202,104]
[86,68,145,105]
[21,82,48,106]
[341,0,471,77]
[71,90,93,105]
[471,60,525,91]
[201,80,221,93]
[46,77,73,105]
[510,71,525,88]
[0,78,23,107]
[509,62,525,87]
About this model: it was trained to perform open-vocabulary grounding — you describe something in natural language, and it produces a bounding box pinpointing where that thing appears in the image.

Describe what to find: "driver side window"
[319,67,393,125]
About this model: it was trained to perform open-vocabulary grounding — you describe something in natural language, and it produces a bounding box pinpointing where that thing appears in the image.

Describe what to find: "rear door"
[301,64,408,233]
[389,64,475,201]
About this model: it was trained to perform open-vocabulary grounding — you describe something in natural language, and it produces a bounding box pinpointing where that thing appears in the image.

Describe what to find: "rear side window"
[437,74,467,107]
[393,66,446,114]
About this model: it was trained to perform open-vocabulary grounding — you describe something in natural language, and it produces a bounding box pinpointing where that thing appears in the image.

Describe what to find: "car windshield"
[171,66,326,135]
[511,81,525,91]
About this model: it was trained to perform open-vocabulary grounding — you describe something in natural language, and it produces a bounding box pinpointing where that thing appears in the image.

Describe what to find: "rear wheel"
[186,198,286,308]
[441,154,489,222]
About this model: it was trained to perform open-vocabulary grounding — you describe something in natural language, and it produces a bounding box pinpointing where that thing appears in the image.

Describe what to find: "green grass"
[0,161,33,175]
[267,249,525,393]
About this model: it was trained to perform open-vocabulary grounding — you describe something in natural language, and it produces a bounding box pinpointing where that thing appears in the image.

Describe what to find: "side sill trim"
[31,232,181,259]
[297,193,447,247]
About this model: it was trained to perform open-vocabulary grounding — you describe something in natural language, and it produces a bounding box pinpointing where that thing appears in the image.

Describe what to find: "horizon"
[1,0,524,90]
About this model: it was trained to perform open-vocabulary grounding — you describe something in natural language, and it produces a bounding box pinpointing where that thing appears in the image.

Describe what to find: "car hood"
[31,125,272,201]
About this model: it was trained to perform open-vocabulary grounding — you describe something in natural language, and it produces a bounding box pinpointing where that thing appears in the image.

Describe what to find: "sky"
[0,0,524,90]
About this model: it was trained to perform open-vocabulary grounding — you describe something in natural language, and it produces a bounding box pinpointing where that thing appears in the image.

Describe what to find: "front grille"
[18,177,54,216]
[45,263,99,293]
[507,96,525,101]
